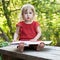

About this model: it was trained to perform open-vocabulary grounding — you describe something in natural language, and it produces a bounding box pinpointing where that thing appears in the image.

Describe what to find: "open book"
[11,41,52,46]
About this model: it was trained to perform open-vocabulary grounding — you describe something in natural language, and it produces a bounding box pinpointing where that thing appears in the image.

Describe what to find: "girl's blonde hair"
[18,4,36,21]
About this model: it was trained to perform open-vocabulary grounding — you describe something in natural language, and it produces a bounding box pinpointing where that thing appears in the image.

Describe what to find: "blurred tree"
[2,0,13,37]
[0,0,60,46]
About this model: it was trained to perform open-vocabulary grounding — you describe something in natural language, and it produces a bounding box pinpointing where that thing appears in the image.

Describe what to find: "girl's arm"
[13,27,20,42]
[30,26,41,41]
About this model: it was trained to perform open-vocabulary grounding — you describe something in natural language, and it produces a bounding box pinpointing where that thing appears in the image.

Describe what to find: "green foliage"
[0,41,8,47]
[0,55,2,60]
[0,0,60,46]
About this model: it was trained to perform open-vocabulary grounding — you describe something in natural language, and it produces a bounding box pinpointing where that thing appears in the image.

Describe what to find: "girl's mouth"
[27,17,30,19]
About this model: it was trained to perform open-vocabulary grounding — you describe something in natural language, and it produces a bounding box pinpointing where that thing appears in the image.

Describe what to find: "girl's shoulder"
[16,21,24,27]
[17,21,24,24]
[33,21,40,25]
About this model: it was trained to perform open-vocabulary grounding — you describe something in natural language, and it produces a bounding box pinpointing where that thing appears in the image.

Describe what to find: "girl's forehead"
[23,7,33,12]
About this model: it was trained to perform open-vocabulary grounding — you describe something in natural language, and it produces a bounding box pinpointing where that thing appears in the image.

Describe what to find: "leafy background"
[0,0,60,46]
[0,0,60,59]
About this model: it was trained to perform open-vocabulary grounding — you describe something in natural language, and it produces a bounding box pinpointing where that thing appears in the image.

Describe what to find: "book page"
[11,41,52,46]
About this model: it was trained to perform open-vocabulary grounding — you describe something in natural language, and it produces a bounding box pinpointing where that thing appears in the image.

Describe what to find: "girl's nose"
[27,13,30,16]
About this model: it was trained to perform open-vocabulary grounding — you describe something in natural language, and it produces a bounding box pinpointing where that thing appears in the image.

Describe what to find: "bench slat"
[0,45,60,60]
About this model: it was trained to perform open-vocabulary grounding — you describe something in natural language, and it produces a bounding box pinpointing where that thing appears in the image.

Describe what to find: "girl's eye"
[24,12,32,14]
[29,12,32,14]
[24,12,27,14]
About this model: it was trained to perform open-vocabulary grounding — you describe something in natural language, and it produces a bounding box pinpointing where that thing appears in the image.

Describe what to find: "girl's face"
[22,8,34,22]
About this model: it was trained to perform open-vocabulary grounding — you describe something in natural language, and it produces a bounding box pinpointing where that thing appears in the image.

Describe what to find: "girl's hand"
[30,39,37,42]
[13,40,17,42]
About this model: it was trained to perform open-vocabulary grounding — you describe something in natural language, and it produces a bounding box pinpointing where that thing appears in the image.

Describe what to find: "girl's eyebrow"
[24,8,33,12]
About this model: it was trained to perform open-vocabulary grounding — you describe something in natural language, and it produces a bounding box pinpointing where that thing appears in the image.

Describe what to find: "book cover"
[11,41,52,46]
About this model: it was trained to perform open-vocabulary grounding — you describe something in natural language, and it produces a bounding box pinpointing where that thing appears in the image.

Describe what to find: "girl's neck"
[24,20,33,24]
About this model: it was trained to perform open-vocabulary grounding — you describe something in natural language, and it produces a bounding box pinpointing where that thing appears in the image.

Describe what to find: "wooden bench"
[0,45,60,60]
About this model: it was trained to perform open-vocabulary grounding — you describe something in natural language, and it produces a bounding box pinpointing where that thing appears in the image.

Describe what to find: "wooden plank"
[2,54,12,60]
[0,45,60,60]
[2,54,24,60]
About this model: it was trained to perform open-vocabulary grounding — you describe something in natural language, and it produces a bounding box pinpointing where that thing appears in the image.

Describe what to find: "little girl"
[13,4,45,52]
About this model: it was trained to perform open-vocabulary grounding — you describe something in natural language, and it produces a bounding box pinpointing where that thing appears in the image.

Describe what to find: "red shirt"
[16,21,39,41]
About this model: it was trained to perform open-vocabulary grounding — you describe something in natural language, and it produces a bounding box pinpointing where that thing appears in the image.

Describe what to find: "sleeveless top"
[16,21,40,41]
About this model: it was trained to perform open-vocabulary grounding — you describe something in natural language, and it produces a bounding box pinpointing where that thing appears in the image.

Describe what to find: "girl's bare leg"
[36,42,45,51]
[17,42,24,52]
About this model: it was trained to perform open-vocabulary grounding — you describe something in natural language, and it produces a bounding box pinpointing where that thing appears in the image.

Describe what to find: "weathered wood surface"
[0,45,60,60]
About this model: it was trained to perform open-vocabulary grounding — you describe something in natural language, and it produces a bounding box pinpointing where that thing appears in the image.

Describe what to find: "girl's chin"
[25,19,31,21]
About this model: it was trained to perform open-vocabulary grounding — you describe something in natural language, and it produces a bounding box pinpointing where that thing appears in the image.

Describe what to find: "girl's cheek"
[25,15,27,19]
[23,15,27,20]
[30,14,33,18]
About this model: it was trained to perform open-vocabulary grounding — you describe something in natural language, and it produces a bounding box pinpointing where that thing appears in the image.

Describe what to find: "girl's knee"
[40,42,45,48]
[17,43,24,52]
[18,42,24,47]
